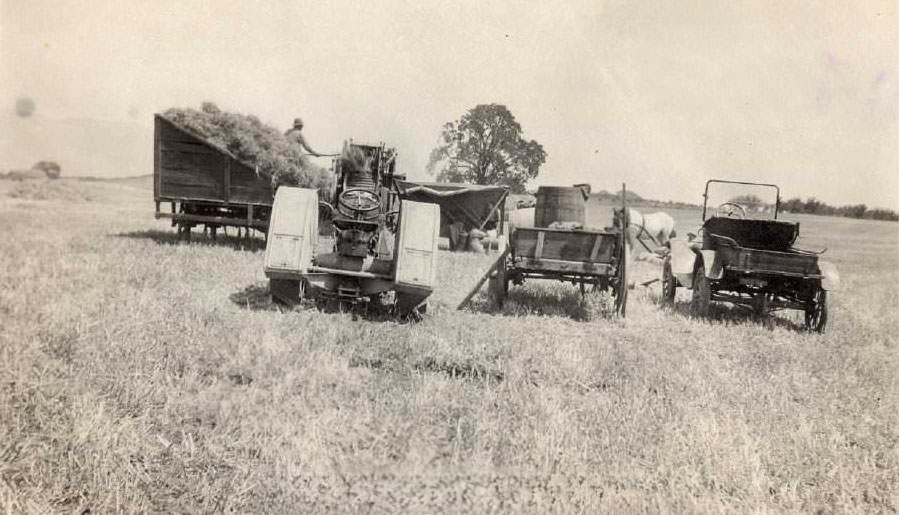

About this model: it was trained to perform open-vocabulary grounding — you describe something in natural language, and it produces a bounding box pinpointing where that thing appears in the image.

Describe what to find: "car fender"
[669,239,697,287]
[818,260,840,291]
[700,250,724,279]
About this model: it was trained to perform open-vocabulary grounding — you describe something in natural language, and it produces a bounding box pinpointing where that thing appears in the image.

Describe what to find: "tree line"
[780,197,898,221]
[428,104,896,222]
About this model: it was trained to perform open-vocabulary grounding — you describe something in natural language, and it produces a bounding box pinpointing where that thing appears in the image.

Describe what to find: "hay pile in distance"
[7,179,92,202]
[162,102,332,195]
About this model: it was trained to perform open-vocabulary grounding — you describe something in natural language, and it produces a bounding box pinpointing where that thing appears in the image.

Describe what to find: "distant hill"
[520,186,700,210]
[75,174,153,189]
[590,189,700,210]
[592,189,644,202]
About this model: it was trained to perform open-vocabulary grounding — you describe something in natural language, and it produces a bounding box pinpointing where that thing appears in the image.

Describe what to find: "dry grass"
[1,183,897,513]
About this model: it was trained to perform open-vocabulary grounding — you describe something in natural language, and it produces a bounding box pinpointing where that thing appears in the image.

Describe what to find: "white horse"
[615,208,677,256]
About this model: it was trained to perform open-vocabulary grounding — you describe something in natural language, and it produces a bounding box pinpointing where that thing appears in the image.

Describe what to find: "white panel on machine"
[394,200,440,289]
[264,187,319,275]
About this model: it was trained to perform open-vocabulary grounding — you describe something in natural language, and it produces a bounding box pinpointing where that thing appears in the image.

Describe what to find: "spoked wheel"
[177,223,192,242]
[488,260,508,308]
[270,278,305,307]
[805,289,828,333]
[661,256,677,305]
[690,263,711,318]
[612,234,629,316]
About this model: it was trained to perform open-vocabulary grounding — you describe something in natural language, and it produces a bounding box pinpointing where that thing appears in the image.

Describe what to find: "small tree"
[427,104,546,193]
[32,161,61,179]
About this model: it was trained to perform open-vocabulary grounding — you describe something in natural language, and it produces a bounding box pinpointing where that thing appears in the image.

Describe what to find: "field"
[1,178,897,513]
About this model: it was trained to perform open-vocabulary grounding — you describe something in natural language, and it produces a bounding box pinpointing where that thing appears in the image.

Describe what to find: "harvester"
[263,141,439,319]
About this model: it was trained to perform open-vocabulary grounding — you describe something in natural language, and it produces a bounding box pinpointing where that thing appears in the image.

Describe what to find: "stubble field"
[1,178,897,513]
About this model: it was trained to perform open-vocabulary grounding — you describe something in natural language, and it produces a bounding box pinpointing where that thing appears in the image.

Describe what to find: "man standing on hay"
[285,117,323,157]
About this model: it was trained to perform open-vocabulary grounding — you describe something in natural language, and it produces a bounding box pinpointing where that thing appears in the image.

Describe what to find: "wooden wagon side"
[511,227,618,277]
[153,114,273,239]
[458,183,630,316]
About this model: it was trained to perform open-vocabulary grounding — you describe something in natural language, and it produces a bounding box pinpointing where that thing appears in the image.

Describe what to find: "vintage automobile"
[661,180,839,332]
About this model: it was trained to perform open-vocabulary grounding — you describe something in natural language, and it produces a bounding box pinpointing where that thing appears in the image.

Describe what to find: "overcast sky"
[1,0,897,209]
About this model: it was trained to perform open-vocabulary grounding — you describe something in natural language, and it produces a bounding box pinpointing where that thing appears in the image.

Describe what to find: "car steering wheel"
[715,202,746,218]
[338,188,381,213]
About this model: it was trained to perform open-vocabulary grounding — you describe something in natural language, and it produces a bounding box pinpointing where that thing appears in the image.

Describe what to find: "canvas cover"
[394,181,508,231]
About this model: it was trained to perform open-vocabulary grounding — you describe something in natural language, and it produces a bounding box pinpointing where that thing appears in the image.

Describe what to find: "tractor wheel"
[753,293,775,329]
[395,292,428,322]
[690,263,711,318]
[805,289,828,333]
[661,257,677,304]
[270,278,304,307]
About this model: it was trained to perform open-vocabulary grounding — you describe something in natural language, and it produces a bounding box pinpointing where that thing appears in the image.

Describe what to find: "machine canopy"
[394,181,508,231]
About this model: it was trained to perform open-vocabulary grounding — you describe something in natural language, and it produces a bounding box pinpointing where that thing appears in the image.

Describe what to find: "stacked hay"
[162,102,332,195]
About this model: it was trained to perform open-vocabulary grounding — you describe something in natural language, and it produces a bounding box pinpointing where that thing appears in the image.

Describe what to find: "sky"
[1,0,897,209]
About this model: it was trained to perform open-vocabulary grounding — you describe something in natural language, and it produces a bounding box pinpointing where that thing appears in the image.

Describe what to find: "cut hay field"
[1,178,897,513]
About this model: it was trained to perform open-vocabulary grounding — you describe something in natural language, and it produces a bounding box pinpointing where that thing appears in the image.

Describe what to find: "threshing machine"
[263,141,439,319]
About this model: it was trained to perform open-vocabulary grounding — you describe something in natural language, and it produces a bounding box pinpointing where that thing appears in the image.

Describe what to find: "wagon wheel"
[270,278,305,307]
[488,254,509,307]
[612,232,629,316]
[804,289,827,333]
[177,223,192,242]
[690,263,711,318]
[660,256,677,304]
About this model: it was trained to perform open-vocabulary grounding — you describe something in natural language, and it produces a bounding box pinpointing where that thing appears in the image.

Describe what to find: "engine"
[320,143,400,267]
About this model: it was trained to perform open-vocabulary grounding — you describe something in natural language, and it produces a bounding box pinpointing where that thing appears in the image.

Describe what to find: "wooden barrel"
[534,186,587,227]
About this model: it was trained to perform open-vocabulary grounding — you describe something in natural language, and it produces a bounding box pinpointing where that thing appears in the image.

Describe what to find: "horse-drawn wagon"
[460,184,630,316]
[662,180,839,331]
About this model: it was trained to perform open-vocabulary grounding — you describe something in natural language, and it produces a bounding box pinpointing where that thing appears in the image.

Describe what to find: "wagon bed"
[153,114,273,238]
[511,226,620,276]
[710,234,822,277]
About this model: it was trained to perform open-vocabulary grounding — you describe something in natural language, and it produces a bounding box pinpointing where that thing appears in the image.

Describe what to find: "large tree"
[427,104,546,193]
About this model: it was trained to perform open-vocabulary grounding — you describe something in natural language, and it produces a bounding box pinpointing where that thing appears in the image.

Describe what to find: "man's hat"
[293,117,304,127]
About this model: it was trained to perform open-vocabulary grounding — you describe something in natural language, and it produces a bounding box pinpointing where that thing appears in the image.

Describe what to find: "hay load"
[162,102,332,195]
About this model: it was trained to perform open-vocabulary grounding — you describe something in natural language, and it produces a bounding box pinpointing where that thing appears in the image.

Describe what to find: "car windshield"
[704,181,779,221]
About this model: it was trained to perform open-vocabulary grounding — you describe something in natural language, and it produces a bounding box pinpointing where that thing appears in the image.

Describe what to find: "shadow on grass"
[467,284,620,322]
[659,294,808,332]
[229,283,282,312]
[229,282,425,323]
[113,229,266,252]
[349,355,504,383]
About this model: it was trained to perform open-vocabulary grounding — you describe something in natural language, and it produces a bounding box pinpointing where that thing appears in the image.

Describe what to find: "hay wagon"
[662,179,839,331]
[153,114,273,240]
[460,184,630,316]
